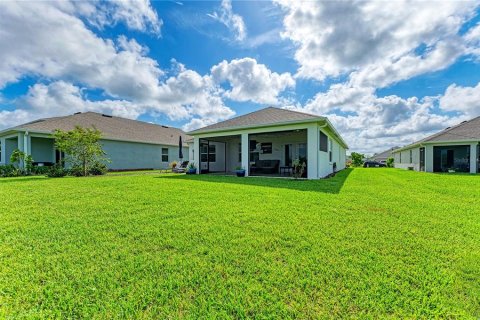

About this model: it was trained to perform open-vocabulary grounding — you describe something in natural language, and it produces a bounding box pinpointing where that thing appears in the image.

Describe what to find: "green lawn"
[0,169,479,318]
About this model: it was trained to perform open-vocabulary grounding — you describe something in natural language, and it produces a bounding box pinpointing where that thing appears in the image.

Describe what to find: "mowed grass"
[0,169,479,319]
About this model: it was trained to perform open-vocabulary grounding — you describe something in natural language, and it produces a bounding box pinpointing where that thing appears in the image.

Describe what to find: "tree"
[350,152,365,167]
[10,149,34,174]
[386,157,394,168]
[54,126,108,177]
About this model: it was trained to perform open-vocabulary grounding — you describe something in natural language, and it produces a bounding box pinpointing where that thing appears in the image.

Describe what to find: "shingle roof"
[393,116,480,152]
[371,147,398,160]
[189,107,324,134]
[8,112,190,146]
[421,116,480,142]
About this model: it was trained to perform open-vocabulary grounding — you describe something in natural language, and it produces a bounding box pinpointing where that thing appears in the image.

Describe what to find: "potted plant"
[187,162,197,174]
[235,166,246,177]
[292,159,306,179]
[169,161,178,172]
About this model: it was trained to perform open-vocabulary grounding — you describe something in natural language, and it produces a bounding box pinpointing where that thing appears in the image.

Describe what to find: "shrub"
[386,157,394,168]
[0,165,16,177]
[46,165,67,178]
[69,166,84,177]
[89,162,108,176]
[32,166,50,175]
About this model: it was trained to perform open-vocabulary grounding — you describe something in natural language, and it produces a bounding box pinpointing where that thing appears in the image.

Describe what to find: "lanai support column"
[307,124,319,179]
[241,133,249,177]
[0,137,5,164]
[193,136,200,174]
[470,143,477,174]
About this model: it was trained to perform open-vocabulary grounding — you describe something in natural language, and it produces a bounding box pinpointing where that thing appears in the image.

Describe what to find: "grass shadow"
[157,168,353,194]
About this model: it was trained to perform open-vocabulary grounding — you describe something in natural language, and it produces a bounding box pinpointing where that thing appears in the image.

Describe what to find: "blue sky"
[0,0,479,153]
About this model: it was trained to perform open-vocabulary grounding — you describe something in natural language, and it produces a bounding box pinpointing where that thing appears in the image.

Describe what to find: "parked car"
[363,160,386,168]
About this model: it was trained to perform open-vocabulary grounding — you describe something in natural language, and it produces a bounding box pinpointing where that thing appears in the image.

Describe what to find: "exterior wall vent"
[102,114,113,118]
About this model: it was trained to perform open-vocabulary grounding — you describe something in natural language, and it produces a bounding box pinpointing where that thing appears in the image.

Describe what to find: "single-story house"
[187,107,348,179]
[370,147,398,164]
[392,116,479,173]
[0,112,190,170]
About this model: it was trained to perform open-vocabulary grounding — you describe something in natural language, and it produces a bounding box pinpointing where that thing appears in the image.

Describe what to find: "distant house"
[0,112,190,170]
[187,107,348,179]
[392,116,479,173]
[370,147,398,164]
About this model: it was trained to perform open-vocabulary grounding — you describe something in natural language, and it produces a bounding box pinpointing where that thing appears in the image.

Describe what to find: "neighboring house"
[187,107,348,179]
[370,147,398,164]
[392,116,480,173]
[0,112,190,170]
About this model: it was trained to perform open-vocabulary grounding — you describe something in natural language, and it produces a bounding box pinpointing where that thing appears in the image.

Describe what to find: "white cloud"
[22,81,142,119]
[0,1,238,131]
[155,64,235,127]
[211,58,295,104]
[0,0,162,103]
[208,0,247,41]
[289,83,465,154]
[275,0,477,87]
[76,0,162,35]
[439,82,480,117]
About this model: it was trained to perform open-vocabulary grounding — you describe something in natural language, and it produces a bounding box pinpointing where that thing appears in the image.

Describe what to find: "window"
[238,143,242,162]
[329,139,333,162]
[400,152,402,163]
[0,140,2,163]
[319,131,328,152]
[200,143,216,162]
[409,150,412,163]
[201,144,208,162]
[161,148,168,162]
[208,144,216,162]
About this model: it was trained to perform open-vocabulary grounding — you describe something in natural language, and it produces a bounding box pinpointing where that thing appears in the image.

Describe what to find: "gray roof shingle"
[189,107,323,134]
[371,147,398,160]
[394,116,480,152]
[8,112,190,146]
[421,116,480,142]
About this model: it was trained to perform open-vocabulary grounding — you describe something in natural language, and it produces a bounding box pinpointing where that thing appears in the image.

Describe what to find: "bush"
[386,157,394,168]
[32,166,50,175]
[89,162,108,176]
[69,166,84,177]
[69,162,108,176]
[46,165,67,178]
[0,165,16,177]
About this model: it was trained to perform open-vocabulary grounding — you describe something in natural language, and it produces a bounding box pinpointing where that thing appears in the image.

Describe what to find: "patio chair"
[173,161,189,173]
